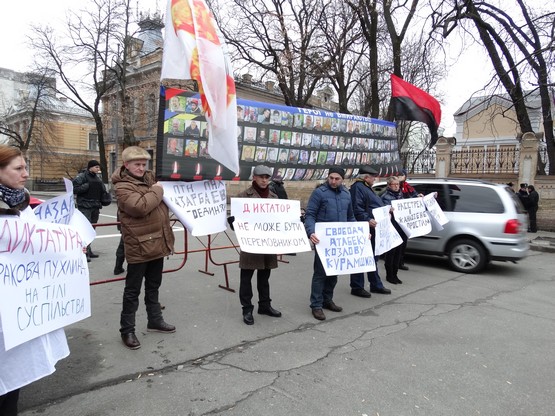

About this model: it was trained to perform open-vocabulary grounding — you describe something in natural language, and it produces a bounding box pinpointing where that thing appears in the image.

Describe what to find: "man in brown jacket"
[112,146,176,350]
[236,165,282,325]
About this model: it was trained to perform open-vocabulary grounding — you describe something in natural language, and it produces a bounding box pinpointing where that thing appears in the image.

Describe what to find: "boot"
[114,256,125,275]
[87,245,99,259]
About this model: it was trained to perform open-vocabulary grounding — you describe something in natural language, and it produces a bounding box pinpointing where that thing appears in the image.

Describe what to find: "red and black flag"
[390,74,441,148]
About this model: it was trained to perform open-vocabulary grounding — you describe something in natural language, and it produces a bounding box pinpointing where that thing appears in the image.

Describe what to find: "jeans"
[239,268,271,313]
[310,252,337,309]
[120,257,164,334]
[350,256,385,290]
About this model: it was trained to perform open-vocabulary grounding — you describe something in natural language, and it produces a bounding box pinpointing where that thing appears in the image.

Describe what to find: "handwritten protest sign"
[230,198,311,254]
[372,206,403,256]
[423,192,449,230]
[32,179,96,245]
[391,198,431,238]
[314,222,375,276]
[33,192,75,225]
[161,180,227,236]
[0,217,91,350]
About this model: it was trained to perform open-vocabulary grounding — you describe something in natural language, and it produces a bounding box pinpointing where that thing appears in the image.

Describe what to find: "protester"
[349,166,391,297]
[0,145,69,415]
[381,176,406,284]
[304,167,356,320]
[518,183,530,211]
[506,182,515,192]
[73,159,107,262]
[527,184,539,233]
[396,169,421,270]
[236,165,282,325]
[269,175,288,200]
[112,146,176,350]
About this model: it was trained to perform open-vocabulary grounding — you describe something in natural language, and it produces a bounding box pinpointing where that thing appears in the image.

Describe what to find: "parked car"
[374,178,529,273]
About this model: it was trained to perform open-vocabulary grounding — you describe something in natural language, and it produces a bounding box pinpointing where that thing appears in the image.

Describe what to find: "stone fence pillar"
[434,137,456,177]
[518,132,540,186]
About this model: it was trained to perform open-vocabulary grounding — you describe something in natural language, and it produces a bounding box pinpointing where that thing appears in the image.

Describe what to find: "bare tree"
[210,0,331,108]
[0,69,58,155]
[29,0,131,182]
[431,0,555,173]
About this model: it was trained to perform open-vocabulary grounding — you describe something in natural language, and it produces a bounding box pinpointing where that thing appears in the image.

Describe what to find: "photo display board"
[156,87,401,181]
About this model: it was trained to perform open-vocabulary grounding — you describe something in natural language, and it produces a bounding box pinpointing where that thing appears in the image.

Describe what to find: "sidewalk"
[527,230,555,253]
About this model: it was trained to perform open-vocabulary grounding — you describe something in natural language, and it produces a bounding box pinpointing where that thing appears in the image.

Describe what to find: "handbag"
[101,190,112,206]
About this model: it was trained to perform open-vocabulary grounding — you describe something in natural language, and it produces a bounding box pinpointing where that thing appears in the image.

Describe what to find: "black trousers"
[120,258,164,334]
[116,236,125,263]
[0,389,20,416]
[239,269,271,313]
[528,207,538,232]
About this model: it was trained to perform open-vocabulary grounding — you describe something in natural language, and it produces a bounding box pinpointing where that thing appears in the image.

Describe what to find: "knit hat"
[328,167,345,178]
[122,146,151,162]
[87,160,100,169]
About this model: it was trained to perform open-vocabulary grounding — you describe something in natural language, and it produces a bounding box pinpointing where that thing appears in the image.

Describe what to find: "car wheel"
[447,238,487,273]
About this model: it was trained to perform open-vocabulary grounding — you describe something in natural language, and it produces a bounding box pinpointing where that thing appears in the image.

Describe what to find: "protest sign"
[423,192,449,230]
[161,180,228,236]
[314,222,375,276]
[391,198,432,238]
[0,217,91,350]
[230,198,311,254]
[33,192,75,225]
[372,206,403,256]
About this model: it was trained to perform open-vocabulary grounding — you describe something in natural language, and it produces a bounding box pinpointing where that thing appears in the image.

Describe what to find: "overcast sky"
[0,0,498,136]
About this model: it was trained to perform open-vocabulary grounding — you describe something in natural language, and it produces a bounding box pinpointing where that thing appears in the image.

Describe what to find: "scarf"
[0,184,27,207]
[252,181,270,198]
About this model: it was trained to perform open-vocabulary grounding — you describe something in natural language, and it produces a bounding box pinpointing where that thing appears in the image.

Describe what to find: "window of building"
[89,132,99,151]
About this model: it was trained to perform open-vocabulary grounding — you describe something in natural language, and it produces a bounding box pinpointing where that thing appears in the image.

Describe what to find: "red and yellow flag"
[162,0,239,175]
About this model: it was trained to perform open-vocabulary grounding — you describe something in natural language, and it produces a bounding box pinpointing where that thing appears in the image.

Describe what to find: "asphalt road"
[16,202,555,416]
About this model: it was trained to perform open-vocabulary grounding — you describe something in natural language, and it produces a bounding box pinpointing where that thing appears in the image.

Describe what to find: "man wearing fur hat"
[112,146,176,350]
[73,159,107,261]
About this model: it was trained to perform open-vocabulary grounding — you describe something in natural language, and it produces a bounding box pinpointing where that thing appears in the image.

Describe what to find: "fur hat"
[122,146,151,163]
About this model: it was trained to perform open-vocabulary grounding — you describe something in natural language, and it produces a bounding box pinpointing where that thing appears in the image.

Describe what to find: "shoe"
[312,308,326,320]
[147,321,176,333]
[121,333,141,350]
[370,287,392,295]
[113,266,125,275]
[399,264,409,271]
[323,301,343,312]
[243,311,254,325]
[386,278,398,284]
[351,288,371,298]
[394,277,403,284]
[258,306,282,317]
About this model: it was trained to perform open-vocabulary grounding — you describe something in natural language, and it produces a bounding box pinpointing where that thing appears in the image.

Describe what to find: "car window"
[411,184,447,210]
[507,189,527,214]
[447,184,504,213]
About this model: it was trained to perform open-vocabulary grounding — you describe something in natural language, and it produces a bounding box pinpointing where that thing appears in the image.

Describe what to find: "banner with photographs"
[156,87,402,181]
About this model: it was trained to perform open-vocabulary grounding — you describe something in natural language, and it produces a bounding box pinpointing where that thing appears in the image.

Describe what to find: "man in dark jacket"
[73,159,106,261]
[349,166,391,297]
[112,146,176,350]
[236,165,282,325]
[304,167,355,321]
